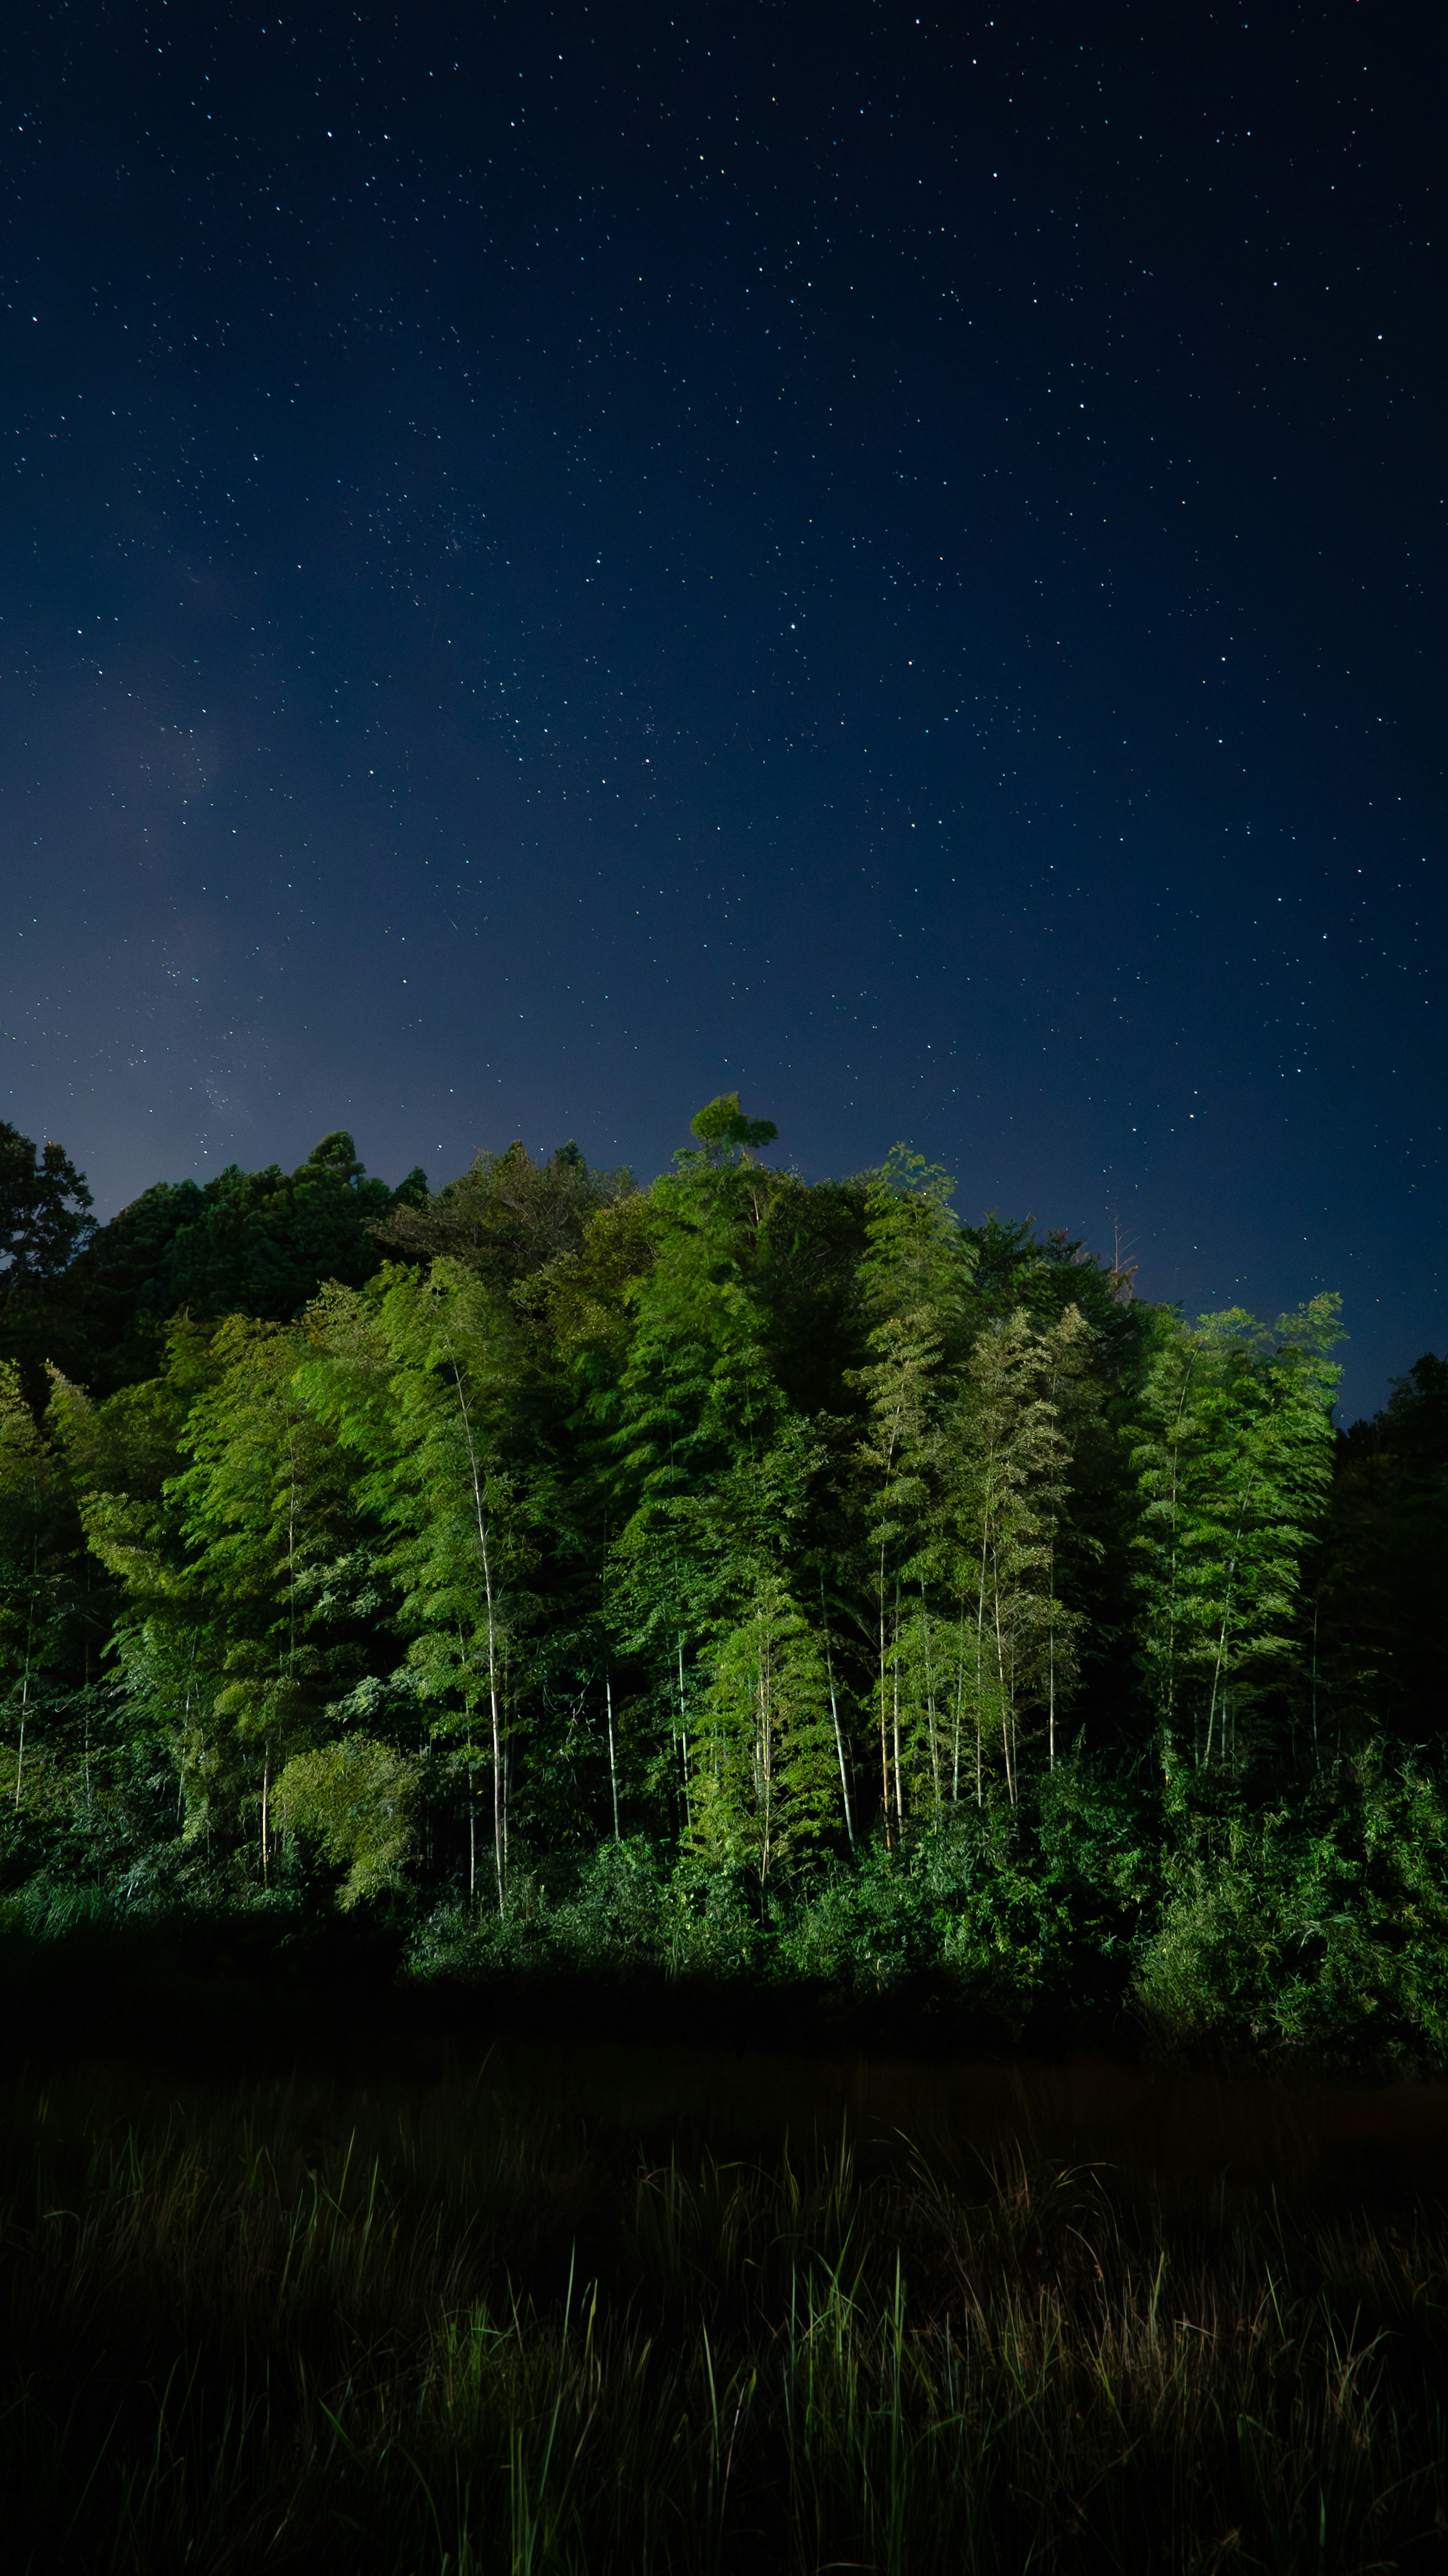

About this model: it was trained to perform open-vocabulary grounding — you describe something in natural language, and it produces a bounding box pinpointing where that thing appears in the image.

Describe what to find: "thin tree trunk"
[878,1553,891,1847]
[483,1601,504,1902]
[1204,1569,1239,1769]
[975,1521,989,1806]
[993,1548,1015,1807]
[261,1744,270,1884]
[758,1652,772,1888]
[952,1598,966,1805]
[1163,1353,1197,1761]
[179,1633,196,1831]
[497,1653,512,1887]
[448,1358,506,1913]
[14,1515,34,1809]
[892,1582,904,1835]
[1204,1468,1257,1773]
[920,1576,941,1818]
[1048,1654,1056,1770]
[288,1430,298,1662]
[1046,1544,1057,1772]
[83,1557,92,1815]
[819,1580,854,1847]
[606,1669,621,1841]
[1311,1597,1321,1772]
[676,1634,691,1833]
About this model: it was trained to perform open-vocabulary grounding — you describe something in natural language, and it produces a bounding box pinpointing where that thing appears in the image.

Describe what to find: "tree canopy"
[0,1101,1442,2068]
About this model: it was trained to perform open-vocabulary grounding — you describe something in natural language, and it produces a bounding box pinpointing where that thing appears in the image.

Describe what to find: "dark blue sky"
[2,0,1442,1411]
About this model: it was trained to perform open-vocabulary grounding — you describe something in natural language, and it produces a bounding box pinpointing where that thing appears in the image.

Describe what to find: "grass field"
[2,2037,1446,2572]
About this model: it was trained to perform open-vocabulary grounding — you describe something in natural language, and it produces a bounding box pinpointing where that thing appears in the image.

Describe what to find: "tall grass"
[0,2058,1444,2571]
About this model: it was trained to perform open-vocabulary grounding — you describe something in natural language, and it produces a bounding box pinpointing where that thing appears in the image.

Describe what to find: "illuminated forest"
[1,1098,1444,2069]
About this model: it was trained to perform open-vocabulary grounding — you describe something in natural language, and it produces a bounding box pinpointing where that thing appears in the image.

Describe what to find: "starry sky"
[2,0,1442,1410]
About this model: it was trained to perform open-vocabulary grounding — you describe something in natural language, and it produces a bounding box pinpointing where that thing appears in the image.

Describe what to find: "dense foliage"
[0,1100,1444,2066]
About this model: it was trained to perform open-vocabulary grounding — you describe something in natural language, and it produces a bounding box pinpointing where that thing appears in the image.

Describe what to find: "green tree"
[55,1309,378,1879]
[949,1306,1097,1807]
[1302,1350,1448,1762]
[314,1262,540,1911]
[685,1092,779,1165]
[52,1132,428,1395]
[848,1151,972,1841]
[375,1139,631,1286]
[48,1325,221,1851]
[170,1316,362,1880]
[0,1123,94,1294]
[270,1733,418,1908]
[597,1106,795,1836]
[688,1578,838,1891]
[0,1361,67,1806]
[0,1124,97,1402]
[1132,1297,1342,1778]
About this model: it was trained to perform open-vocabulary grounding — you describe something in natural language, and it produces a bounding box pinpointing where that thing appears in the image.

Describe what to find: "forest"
[0,1096,1445,2071]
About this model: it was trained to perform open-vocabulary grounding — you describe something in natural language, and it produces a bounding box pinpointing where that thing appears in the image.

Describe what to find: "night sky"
[2,1,1442,1411]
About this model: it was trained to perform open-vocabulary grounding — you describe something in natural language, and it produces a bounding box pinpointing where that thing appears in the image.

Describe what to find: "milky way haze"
[1,0,1441,1409]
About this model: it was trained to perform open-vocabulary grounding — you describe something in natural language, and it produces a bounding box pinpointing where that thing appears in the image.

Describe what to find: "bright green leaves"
[0,1357,72,1808]
[271,1734,419,1908]
[949,1305,1101,1805]
[0,1091,1370,1947]
[306,1260,540,1909]
[847,1154,976,1841]
[686,1092,779,1164]
[687,1578,840,1888]
[846,1152,1101,1829]
[859,1148,971,1335]
[1131,1295,1343,1778]
[598,1141,802,1815]
[160,1316,370,1860]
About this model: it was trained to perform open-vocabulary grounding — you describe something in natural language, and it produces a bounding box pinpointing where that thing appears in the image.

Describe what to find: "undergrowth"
[1,2059,1445,2571]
